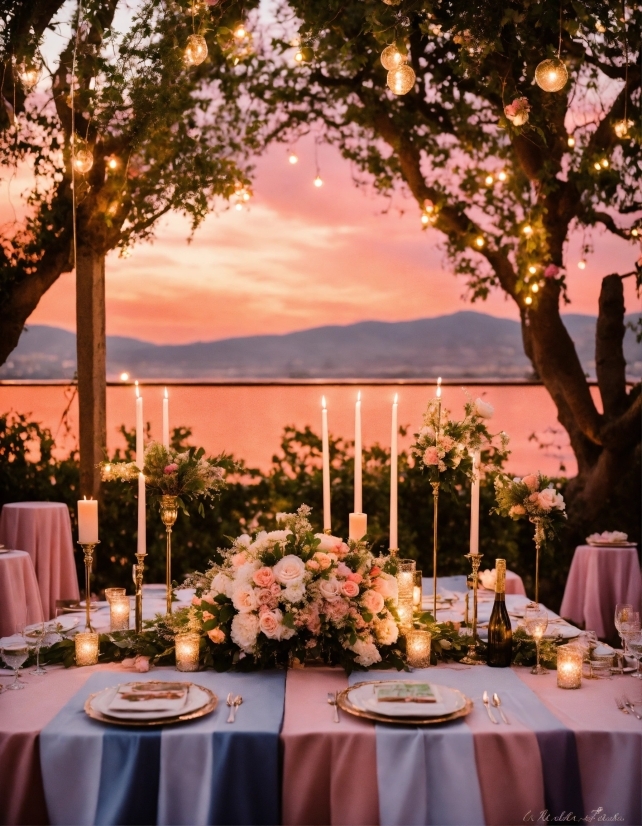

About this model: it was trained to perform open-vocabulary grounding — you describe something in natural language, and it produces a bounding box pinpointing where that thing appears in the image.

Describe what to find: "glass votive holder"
[397,596,414,632]
[407,629,432,668]
[75,632,99,666]
[105,587,126,604]
[109,595,130,632]
[589,655,613,680]
[413,570,423,608]
[175,632,200,672]
[396,559,416,602]
[557,644,582,689]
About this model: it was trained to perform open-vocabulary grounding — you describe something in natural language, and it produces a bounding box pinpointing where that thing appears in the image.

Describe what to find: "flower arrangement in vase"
[493,472,567,603]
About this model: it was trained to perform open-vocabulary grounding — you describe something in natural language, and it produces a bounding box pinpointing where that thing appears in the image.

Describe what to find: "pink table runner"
[0,503,79,619]
[560,544,642,638]
[0,551,43,637]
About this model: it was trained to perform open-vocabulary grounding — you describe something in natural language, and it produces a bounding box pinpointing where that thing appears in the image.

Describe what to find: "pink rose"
[232,551,248,568]
[269,582,281,596]
[335,542,350,558]
[207,628,225,644]
[504,96,530,126]
[318,578,342,602]
[362,589,385,615]
[256,588,278,608]
[544,264,560,279]
[163,463,179,474]
[372,573,398,600]
[336,562,352,579]
[522,474,539,491]
[424,447,439,466]
[347,572,362,584]
[258,609,283,639]
[259,603,270,615]
[306,559,320,571]
[202,610,214,622]
[341,580,360,598]
[253,567,275,588]
[191,596,202,606]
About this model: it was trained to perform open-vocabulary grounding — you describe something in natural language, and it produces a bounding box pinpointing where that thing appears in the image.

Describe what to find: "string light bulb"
[593,161,602,170]
[534,58,568,92]
[631,228,639,237]
[387,64,416,95]
[524,296,533,305]
[288,152,298,164]
[523,224,533,236]
[184,34,208,66]
[484,174,494,186]
[578,259,586,270]
[567,136,575,148]
[106,155,119,171]
[380,45,405,71]
[234,25,247,40]
[421,213,430,226]
[497,170,507,182]
[475,236,485,248]
[528,265,537,274]
[295,50,304,62]
[15,61,41,92]
[614,119,634,139]
[595,21,606,33]
[531,283,539,293]
[314,175,323,187]
[73,146,94,175]
[600,158,609,168]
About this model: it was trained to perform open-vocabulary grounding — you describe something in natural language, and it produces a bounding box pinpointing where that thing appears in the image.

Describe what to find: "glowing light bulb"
[295,50,304,62]
[614,119,633,139]
[595,21,606,33]
[632,228,639,237]
[288,153,298,164]
[600,158,609,168]
[498,170,507,182]
[535,58,568,92]
[475,236,485,248]
[485,174,494,186]
[528,265,537,274]
[106,155,118,170]
[594,161,602,170]
[578,259,586,270]
[381,45,405,71]
[525,296,533,305]
[234,25,247,40]
[567,136,575,148]
[424,199,434,213]
[314,175,323,187]
[184,34,208,66]
[235,202,243,211]
[523,224,533,236]
[531,283,539,293]
[120,372,129,382]
[16,62,41,92]
[387,64,416,96]
[421,213,429,226]
[73,147,94,175]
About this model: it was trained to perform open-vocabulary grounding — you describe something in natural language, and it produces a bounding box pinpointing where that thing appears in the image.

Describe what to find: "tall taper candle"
[354,391,362,513]
[321,396,331,531]
[470,451,481,554]
[390,394,398,550]
[78,497,98,544]
[162,387,170,450]
[135,381,144,468]
[137,473,146,556]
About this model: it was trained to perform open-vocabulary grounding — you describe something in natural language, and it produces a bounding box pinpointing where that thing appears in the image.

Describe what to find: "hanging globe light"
[73,146,94,175]
[15,61,41,92]
[184,34,208,67]
[381,45,405,71]
[614,119,634,139]
[387,64,416,96]
[534,58,568,92]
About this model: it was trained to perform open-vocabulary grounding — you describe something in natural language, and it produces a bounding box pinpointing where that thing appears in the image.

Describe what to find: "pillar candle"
[135,382,144,468]
[78,497,98,544]
[163,387,170,450]
[321,397,331,531]
[390,394,398,550]
[354,391,362,513]
[349,512,367,543]
[137,472,146,556]
[469,451,481,554]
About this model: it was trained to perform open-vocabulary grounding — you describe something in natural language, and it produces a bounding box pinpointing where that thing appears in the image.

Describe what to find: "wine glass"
[615,603,634,659]
[524,602,549,675]
[1,619,29,691]
[24,589,47,675]
[627,633,642,680]
[621,615,641,670]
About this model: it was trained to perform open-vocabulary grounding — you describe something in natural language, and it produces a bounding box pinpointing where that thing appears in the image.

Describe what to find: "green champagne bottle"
[487,559,513,667]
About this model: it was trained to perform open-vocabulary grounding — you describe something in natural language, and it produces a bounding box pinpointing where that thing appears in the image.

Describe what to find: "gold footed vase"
[161,495,179,615]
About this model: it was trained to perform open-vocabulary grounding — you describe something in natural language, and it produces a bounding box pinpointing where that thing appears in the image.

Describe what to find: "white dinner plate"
[51,615,80,633]
[349,682,467,718]
[89,682,211,721]
[544,624,580,640]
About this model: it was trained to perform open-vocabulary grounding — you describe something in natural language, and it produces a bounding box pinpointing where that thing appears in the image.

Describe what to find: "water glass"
[1,637,29,690]
[524,602,548,675]
[626,632,642,680]
[25,622,47,676]
[615,604,636,657]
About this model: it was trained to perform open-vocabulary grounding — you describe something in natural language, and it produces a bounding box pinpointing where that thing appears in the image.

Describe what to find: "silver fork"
[615,697,629,714]
[327,691,340,723]
[622,696,642,720]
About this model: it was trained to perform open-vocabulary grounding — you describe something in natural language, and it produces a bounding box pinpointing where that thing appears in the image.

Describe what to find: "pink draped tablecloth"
[0,503,79,620]
[560,544,642,638]
[0,551,43,637]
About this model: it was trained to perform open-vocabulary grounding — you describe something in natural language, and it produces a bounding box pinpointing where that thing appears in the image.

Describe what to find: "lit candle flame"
[436,377,442,398]
[322,396,326,410]
[135,380,139,399]
[164,387,168,399]
[394,393,398,404]
[357,391,361,402]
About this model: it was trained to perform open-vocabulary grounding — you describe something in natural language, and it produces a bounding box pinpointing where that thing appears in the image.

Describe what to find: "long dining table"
[1,584,641,826]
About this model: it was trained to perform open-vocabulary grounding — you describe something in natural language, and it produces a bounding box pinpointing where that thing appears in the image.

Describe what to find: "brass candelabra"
[134,551,146,633]
[430,481,440,619]
[160,495,179,615]
[461,553,485,665]
[78,541,100,632]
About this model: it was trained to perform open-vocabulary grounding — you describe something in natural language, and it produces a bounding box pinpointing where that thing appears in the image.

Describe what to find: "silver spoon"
[492,692,509,724]
[327,691,340,723]
[226,692,235,723]
[482,690,498,724]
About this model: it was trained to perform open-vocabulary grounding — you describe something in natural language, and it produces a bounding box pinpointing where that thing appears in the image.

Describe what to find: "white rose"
[236,534,251,547]
[474,398,494,419]
[210,572,234,598]
[351,638,382,668]
[235,561,260,584]
[538,487,565,512]
[249,531,268,554]
[375,616,399,646]
[232,585,258,613]
[314,533,344,552]
[273,554,306,585]
[231,612,259,652]
[318,577,342,602]
[372,572,398,601]
[266,529,291,544]
[282,581,306,603]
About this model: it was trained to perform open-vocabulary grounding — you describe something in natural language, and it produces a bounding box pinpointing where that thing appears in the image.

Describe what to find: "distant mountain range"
[2,311,641,381]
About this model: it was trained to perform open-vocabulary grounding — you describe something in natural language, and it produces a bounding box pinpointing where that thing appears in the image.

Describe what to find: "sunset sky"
[14,135,642,344]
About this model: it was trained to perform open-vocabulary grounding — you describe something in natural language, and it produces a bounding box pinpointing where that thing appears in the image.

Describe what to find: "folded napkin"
[376,683,437,703]
[108,681,189,713]
[586,530,628,544]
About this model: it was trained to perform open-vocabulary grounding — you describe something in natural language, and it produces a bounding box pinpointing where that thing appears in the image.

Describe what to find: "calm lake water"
[0,381,602,477]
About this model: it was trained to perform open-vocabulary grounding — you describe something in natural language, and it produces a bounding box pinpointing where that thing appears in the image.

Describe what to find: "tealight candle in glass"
[557,644,583,689]
[413,570,423,608]
[105,587,126,604]
[397,559,416,602]
[75,632,99,666]
[397,597,414,632]
[175,632,200,672]
[110,595,130,632]
[407,629,432,668]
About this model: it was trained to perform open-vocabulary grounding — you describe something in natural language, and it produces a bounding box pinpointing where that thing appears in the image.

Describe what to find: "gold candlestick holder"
[160,495,179,615]
[134,551,147,633]
[461,553,485,665]
[389,548,399,558]
[430,481,440,619]
[78,541,100,632]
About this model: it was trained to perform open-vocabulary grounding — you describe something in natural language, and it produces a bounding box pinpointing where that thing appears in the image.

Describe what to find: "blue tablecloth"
[40,670,286,826]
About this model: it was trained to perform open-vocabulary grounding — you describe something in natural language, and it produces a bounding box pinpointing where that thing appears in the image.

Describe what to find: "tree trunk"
[76,242,106,499]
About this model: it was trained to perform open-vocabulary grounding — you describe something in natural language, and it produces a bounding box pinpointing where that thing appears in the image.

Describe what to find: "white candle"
[470,451,481,554]
[390,393,398,550]
[354,391,362,513]
[78,497,98,544]
[162,387,170,450]
[321,397,331,531]
[135,381,144,468]
[137,472,146,556]
[349,512,367,543]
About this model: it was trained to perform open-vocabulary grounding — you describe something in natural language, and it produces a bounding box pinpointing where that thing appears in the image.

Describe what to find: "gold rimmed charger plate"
[337,680,473,726]
[84,683,218,727]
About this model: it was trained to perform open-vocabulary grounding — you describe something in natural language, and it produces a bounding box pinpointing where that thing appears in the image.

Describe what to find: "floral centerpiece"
[181,505,407,672]
[493,472,566,603]
[102,441,228,516]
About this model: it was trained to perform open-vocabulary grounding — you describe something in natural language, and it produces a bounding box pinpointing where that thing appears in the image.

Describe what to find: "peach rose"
[372,573,398,601]
[306,559,320,571]
[313,552,332,570]
[424,447,439,465]
[232,551,248,568]
[256,588,277,608]
[370,566,381,578]
[522,474,539,491]
[202,610,214,622]
[362,589,385,615]
[253,566,275,588]
[273,554,306,585]
[232,586,258,613]
[259,609,284,639]
[341,579,360,598]
[207,628,225,644]
[191,596,202,606]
